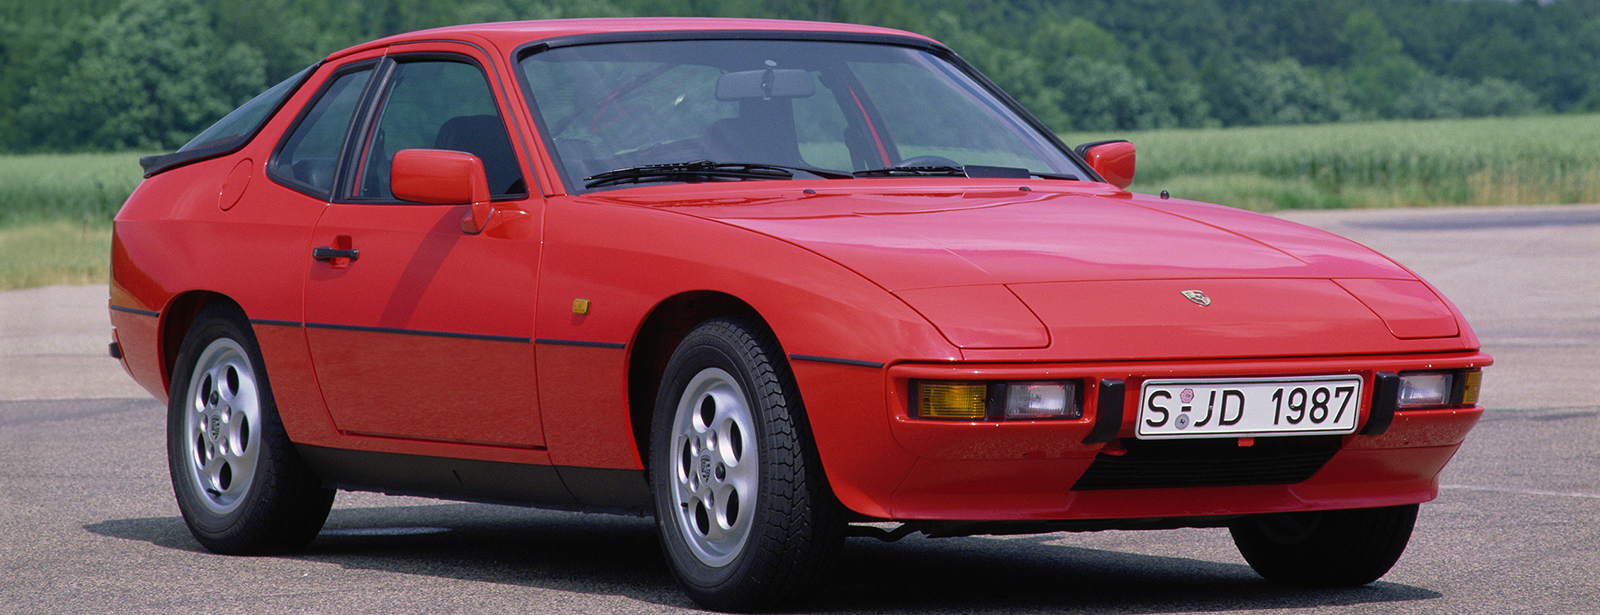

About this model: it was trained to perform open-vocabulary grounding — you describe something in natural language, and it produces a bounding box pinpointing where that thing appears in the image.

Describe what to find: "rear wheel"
[649,317,842,612]
[1230,504,1418,586]
[168,304,334,554]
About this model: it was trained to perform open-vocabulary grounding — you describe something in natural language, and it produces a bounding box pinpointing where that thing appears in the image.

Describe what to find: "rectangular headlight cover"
[1004,382,1080,419]
[1398,373,1453,408]
[1397,369,1482,409]
[914,380,1082,420]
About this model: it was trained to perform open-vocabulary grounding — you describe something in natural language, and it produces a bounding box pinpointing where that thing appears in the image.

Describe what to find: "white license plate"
[1136,375,1364,439]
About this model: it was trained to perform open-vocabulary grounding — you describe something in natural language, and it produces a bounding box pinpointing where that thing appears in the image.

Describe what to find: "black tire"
[167,304,334,554]
[1230,504,1419,587]
[649,317,842,612]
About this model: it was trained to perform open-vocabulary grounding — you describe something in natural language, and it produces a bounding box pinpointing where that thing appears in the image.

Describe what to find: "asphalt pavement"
[1,203,1596,614]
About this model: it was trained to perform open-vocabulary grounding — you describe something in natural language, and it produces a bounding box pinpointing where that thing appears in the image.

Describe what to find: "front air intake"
[1071,436,1340,491]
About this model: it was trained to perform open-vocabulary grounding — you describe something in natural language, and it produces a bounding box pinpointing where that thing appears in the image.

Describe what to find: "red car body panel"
[109,18,1489,527]
[304,201,546,448]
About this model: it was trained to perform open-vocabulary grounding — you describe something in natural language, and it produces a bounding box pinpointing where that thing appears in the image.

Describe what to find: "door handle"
[311,247,360,261]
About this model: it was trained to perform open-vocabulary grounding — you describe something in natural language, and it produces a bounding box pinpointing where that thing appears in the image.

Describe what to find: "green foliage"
[1338,9,1424,113]
[1394,75,1542,120]
[1007,18,1210,132]
[1206,58,1353,126]
[2,0,1599,153]
[14,0,267,151]
[1018,58,1189,132]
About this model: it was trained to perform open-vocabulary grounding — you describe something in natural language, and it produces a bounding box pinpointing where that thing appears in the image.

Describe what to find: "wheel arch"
[159,291,244,394]
[626,291,765,472]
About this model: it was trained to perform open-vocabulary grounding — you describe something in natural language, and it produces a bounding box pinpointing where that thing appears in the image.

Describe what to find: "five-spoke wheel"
[167,304,333,554]
[668,367,758,567]
[650,317,841,612]
[179,337,261,515]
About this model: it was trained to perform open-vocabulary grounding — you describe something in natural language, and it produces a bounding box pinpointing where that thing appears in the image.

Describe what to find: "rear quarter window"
[139,65,316,177]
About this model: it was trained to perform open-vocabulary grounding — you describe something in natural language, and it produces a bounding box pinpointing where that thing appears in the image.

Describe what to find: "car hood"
[628,182,1469,357]
[658,186,1409,286]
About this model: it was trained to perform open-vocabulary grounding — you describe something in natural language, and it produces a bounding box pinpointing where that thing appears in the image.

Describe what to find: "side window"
[270,67,373,197]
[352,59,526,200]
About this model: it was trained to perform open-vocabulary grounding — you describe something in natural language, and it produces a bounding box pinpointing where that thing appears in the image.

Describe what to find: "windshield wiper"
[586,161,789,188]
[852,165,966,178]
[585,160,850,188]
[853,164,1080,181]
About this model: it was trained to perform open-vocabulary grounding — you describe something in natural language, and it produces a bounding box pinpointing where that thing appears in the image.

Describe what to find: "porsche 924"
[108,18,1490,611]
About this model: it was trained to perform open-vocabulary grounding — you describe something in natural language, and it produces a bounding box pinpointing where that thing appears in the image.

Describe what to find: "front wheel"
[650,317,841,612]
[1230,504,1418,587]
[168,304,334,554]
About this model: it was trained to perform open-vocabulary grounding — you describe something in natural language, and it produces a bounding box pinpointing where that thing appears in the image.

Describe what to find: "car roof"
[328,17,934,61]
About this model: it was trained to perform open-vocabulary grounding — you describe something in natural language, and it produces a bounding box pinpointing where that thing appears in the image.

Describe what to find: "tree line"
[3,0,1597,153]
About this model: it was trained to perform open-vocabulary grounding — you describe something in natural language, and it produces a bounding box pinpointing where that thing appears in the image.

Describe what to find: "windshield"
[518,38,1085,192]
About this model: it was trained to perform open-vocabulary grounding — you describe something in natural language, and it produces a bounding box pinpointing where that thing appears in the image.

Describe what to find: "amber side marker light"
[1459,369,1483,406]
[914,380,1083,420]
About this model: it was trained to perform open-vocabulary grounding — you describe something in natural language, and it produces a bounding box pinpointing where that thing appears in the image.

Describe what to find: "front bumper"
[794,351,1489,521]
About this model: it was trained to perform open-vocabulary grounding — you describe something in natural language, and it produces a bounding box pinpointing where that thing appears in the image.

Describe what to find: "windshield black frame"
[513,31,1100,194]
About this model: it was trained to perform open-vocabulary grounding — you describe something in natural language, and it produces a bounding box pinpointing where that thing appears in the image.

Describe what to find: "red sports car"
[109,18,1490,611]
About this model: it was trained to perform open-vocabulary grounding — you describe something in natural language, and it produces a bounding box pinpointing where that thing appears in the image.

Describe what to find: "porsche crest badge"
[1182,290,1211,307]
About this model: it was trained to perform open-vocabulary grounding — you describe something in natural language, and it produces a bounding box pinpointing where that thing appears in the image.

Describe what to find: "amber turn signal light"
[913,380,1083,421]
[1460,369,1483,406]
[916,382,989,420]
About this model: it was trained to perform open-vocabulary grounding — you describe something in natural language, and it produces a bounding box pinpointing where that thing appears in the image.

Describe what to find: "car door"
[303,49,546,448]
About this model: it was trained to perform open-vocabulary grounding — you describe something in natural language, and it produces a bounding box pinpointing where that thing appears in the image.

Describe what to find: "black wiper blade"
[586,161,791,188]
[852,165,965,178]
[584,160,850,188]
[852,164,1081,181]
[782,165,855,180]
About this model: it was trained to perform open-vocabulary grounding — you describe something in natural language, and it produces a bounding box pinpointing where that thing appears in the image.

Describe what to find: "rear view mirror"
[1075,140,1136,190]
[392,149,489,205]
[390,149,494,234]
[716,69,815,101]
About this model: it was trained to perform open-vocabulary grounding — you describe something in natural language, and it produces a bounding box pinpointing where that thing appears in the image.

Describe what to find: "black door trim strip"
[304,321,531,344]
[109,305,159,317]
[535,338,627,350]
[789,354,884,369]
[250,318,303,328]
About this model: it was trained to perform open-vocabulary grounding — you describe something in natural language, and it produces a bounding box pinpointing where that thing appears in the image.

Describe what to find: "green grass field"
[1063,113,1600,211]
[0,152,150,226]
[3,113,1599,288]
[0,221,113,291]
[0,152,143,289]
